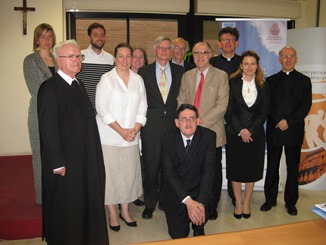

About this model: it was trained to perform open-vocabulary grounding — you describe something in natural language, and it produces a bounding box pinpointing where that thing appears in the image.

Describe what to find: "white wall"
[0,0,324,156]
[0,0,64,155]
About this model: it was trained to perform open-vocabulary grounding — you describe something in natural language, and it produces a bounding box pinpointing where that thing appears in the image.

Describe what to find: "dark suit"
[264,70,312,206]
[159,126,216,238]
[170,60,196,72]
[225,76,269,182]
[138,62,184,209]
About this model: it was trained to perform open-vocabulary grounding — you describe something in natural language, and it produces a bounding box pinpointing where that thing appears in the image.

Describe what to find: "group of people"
[23,22,312,244]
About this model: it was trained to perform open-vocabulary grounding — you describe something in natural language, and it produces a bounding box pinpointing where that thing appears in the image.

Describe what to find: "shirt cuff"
[182,195,191,204]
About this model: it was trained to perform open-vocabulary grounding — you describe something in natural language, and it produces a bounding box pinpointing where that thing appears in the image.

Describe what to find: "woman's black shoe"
[119,213,137,227]
[233,212,242,219]
[242,213,251,219]
[109,224,120,232]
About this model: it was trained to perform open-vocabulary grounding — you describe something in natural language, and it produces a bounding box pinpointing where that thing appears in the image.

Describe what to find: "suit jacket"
[138,62,184,139]
[24,52,57,113]
[177,65,229,147]
[225,76,270,137]
[170,60,196,72]
[266,69,312,146]
[159,126,217,208]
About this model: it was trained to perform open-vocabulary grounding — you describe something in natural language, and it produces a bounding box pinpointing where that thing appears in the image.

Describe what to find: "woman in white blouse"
[96,43,147,231]
[224,50,269,220]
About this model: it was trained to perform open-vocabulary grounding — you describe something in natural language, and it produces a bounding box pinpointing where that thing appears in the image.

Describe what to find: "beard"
[91,40,105,50]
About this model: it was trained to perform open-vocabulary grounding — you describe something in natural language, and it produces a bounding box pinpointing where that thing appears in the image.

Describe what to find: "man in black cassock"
[260,45,312,216]
[38,40,109,245]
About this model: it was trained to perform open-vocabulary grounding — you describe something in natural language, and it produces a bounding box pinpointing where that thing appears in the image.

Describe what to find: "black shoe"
[285,204,298,216]
[242,213,251,219]
[193,227,205,236]
[142,207,154,219]
[233,212,242,219]
[119,213,137,227]
[260,202,277,212]
[133,199,144,206]
[208,209,218,220]
[109,224,120,232]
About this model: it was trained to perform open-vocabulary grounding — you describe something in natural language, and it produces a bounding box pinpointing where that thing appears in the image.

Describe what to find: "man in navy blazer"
[138,36,184,219]
[159,104,216,238]
[260,46,312,216]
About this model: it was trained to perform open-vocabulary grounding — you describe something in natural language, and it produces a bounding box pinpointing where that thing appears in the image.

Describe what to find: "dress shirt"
[195,68,209,89]
[180,132,194,204]
[156,62,172,93]
[242,76,257,107]
[96,68,147,146]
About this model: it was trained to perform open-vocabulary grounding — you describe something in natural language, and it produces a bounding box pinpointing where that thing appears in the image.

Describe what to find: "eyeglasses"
[59,54,85,61]
[174,46,186,51]
[193,51,211,56]
[280,54,296,60]
[220,39,236,43]
[178,116,197,123]
[157,46,172,51]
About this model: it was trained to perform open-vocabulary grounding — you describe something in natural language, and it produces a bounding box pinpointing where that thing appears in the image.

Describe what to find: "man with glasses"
[210,26,240,77]
[210,26,240,207]
[138,36,184,219]
[171,37,195,72]
[159,104,216,238]
[260,45,312,216]
[178,42,229,221]
[77,22,115,112]
[38,40,109,244]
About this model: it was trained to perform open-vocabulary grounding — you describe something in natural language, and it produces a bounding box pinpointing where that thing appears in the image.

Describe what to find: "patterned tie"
[185,139,191,154]
[159,67,168,103]
[194,72,204,111]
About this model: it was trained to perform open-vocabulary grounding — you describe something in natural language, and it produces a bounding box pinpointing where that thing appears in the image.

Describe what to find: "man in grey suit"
[138,36,184,219]
[177,41,229,220]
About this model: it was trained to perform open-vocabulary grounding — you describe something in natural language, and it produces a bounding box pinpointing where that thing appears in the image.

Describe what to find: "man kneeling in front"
[159,104,217,238]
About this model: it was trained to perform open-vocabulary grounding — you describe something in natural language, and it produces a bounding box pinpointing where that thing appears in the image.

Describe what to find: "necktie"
[159,67,168,103]
[194,72,204,111]
[185,139,191,154]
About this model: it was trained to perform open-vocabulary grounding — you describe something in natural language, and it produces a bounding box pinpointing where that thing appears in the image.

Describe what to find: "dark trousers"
[264,143,301,206]
[142,137,161,209]
[208,147,223,211]
[164,202,208,239]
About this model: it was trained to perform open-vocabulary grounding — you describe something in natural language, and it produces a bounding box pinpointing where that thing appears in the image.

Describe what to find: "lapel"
[33,52,57,78]
[200,66,217,100]
[147,63,164,103]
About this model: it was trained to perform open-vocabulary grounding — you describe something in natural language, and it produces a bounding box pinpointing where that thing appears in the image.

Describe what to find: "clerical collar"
[171,59,184,67]
[282,69,294,75]
[221,54,235,62]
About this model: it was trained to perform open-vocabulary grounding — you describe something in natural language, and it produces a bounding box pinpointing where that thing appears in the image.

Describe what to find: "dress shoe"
[142,207,155,219]
[133,199,144,206]
[109,217,120,231]
[119,213,137,227]
[285,204,298,216]
[193,227,205,236]
[260,202,277,212]
[109,224,120,232]
[208,209,218,220]
[233,212,242,219]
[242,213,251,219]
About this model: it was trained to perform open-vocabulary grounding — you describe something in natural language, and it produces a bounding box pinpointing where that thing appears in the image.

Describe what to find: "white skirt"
[102,144,143,205]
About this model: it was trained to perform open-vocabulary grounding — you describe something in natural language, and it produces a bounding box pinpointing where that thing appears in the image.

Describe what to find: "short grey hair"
[153,36,173,49]
[53,39,80,59]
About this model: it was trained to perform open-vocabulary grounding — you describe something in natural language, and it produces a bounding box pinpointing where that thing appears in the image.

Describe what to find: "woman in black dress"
[225,50,269,219]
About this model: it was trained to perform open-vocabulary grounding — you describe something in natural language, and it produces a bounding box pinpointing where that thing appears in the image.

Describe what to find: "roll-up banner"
[288,28,326,190]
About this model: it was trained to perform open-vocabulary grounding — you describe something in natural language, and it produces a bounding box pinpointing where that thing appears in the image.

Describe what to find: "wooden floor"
[0,188,325,245]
